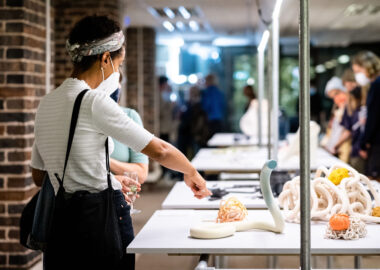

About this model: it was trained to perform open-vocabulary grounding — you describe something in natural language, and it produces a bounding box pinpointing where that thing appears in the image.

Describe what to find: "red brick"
[7,151,31,162]
[0,242,27,252]
[0,186,38,200]
[0,138,34,148]
[0,87,37,98]
[0,164,30,174]
[8,203,25,214]
[7,176,33,188]
[0,112,35,123]
[0,229,5,240]
[8,229,19,240]
[6,99,39,110]
[9,250,41,265]
[6,125,34,135]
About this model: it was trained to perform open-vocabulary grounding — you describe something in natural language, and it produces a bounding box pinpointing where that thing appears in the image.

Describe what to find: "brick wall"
[125,27,158,134]
[0,0,54,268]
[54,0,121,87]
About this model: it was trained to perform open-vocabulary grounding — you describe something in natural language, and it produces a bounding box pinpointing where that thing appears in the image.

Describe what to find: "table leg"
[267,256,277,268]
[327,256,333,268]
[354,256,361,269]
[214,255,228,268]
[312,255,317,268]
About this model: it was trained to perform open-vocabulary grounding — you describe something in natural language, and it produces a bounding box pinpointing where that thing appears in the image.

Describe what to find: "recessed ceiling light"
[176,21,186,31]
[178,6,191,19]
[163,7,175,19]
[315,65,326,73]
[163,21,175,32]
[189,21,199,32]
[147,7,160,18]
[338,55,350,64]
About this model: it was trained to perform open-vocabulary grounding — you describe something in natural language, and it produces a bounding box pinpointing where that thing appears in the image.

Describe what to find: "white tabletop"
[191,147,346,173]
[207,133,269,147]
[162,181,270,209]
[127,210,380,255]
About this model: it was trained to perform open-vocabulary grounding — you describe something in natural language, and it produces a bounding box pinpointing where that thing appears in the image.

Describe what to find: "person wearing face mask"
[352,51,380,179]
[334,69,368,173]
[320,76,351,163]
[30,15,211,270]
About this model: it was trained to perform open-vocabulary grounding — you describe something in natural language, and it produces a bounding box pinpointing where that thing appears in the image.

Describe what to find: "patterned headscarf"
[66,30,125,63]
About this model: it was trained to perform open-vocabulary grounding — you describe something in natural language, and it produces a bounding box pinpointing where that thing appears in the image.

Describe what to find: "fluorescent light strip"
[272,0,284,20]
[163,21,175,32]
[178,6,191,19]
[176,21,185,30]
[258,30,270,52]
[189,20,199,32]
[163,7,175,19]
[147,7,160,18]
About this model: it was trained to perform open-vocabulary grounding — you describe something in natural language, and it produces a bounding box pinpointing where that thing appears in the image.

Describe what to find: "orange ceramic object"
[329,213,350,231]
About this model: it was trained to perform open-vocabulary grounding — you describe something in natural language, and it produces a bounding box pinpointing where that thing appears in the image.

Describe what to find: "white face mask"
[96,56,120,95]
[355,72,370,86]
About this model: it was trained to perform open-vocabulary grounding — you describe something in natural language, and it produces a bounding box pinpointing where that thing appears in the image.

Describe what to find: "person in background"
[201,74,226,138]
[159,76,176,142]
[309,79,322,124]
[177,86,209,159]
[243,85,256,112]
[320,76,351,163]
[109,83,149,183]
[352,51,380,179]
[334,69,367,173]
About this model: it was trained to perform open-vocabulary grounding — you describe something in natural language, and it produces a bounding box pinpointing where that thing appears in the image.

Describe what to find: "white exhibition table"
[127,210,380,255]
[191,147,346,174]
[207,133,269,147]
[162,181,270,209]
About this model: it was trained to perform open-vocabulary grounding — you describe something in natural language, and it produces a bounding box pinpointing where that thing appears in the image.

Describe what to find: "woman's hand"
[115,175,141,203]
[184,170,212,199]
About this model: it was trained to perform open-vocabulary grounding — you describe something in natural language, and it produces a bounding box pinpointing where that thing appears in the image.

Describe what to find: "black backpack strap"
[105,138,113,189]
[55,89,89,187]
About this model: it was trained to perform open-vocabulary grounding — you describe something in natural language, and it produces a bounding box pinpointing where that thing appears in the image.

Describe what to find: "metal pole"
[299,0,311,269]
[257,45,264,147]
[267,33,273,159]
[45,0,51,94]
[271,12,280,161]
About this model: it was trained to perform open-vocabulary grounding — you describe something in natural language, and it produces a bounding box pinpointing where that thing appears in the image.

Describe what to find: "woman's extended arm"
[141,137,211,199]
[110,158,148,184]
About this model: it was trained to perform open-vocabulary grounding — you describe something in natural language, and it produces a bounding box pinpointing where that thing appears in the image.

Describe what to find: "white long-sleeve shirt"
[31,78,154,194]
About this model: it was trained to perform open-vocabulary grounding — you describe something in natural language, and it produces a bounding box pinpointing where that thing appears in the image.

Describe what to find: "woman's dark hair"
[68,15,124,71]
[243,85,256,100]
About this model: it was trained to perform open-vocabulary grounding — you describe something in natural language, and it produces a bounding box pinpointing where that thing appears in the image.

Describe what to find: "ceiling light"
[176,21,185,31]
[147,7,160,18]
[188,74,198,84]
[247,78,255,85]
[211,51,219,60]
[258,30,270,52]
[344,4,367,16]
[338,55,350,64]
[325,60,337,69]
[189,21,199,32]
[272,0,284,20]
[315,65,326,73]
[178,6,191,19]
[163,7,175,19]
[163,21,175,32]
[213,36,251,47]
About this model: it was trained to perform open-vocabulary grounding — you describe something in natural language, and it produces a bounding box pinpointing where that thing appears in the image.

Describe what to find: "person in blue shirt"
[201,74,226,138]
[110,107,149,184]
[352,51,380,179]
